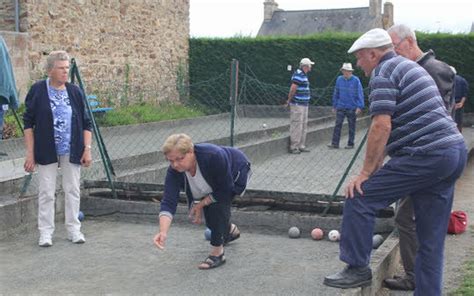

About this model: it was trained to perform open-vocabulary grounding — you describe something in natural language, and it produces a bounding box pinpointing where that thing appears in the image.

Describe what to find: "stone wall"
[4,0,189,105]
[0,31,30,99]
[0,0,16,31]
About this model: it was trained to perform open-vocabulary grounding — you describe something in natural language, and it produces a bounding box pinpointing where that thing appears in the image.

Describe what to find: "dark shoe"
[344,145,354,149]
[198,253,226,270]
[327,144,339,149]
[224,224,240,245]
[383,276,415,291]
[324,265,372,289]
[289,148,301,154]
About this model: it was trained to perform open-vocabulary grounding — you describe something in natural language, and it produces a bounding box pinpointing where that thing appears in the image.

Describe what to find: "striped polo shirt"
[290,68,311,105]
[369,51,464,156]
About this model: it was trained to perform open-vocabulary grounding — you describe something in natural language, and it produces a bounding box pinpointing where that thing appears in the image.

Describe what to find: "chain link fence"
[1,57,372,215]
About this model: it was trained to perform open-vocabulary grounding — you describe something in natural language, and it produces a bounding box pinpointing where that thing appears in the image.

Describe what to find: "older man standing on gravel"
[384,23,456,291]
[323,29,467,296]
[286,58,315,154]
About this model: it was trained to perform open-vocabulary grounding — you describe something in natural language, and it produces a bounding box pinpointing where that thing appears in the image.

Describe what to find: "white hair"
[45,50,70,72]
[387,24,417,41]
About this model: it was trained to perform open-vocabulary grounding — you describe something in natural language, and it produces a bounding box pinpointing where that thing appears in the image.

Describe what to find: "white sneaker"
[68,232,86,244]
[39,236,53,247]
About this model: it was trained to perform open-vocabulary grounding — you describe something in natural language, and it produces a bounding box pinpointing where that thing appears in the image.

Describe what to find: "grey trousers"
[395,196,417,278]
[289,104,308,150]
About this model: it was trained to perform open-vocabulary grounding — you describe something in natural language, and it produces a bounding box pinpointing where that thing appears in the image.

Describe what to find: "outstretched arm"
[154,215,172,250]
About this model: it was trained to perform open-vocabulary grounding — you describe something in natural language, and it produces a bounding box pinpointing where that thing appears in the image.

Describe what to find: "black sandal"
[198,253,226,270]
[224,224,240,245]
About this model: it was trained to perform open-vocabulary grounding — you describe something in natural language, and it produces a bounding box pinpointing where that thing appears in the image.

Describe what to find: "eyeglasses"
[393,38,406,50]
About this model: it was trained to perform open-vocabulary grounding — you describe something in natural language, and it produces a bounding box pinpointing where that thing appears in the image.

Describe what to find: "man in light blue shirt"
[328,63,364,149]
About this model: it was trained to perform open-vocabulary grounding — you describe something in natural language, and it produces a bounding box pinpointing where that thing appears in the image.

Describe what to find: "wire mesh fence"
[0,57,371,214]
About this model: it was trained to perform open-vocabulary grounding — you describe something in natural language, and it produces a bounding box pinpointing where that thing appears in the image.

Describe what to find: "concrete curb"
[80,196,394,235]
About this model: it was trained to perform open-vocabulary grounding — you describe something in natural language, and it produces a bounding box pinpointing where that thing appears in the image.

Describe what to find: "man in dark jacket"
[451,68,469,133]
[385,24,456,291]
[153,134,251,270]
[388,24,455,113]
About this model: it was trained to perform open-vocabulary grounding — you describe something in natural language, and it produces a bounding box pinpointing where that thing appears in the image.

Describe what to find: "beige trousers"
[37,155,82,238]
[290,104,308,150]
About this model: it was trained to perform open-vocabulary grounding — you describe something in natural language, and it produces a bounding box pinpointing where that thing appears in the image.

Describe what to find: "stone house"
[258,0,394,36]
[0,0,190,104]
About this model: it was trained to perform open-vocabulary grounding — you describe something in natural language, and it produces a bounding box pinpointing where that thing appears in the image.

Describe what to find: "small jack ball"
[262,123,267,128]
[288,226,300,238]
[204,228,212,241]
[78,211,85,222]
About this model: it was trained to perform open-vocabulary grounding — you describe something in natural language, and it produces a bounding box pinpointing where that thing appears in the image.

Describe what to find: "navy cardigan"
[23,80,92,165]
[160,143,251,218]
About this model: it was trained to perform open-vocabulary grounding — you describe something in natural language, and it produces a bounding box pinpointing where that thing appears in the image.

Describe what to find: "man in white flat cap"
[286,57,314,154]
[384,23,456,291]
[323,28,467,296]
[327,62,364,149]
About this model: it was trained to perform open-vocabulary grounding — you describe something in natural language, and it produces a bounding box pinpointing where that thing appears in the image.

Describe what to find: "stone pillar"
[369,0,382,17]
[383,2,394,29]
[0,0,15,31]
[264,0,278,22]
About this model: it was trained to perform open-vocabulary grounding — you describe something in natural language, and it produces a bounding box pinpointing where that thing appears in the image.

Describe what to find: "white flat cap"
[348,28,392,54]
[300,58,315,66]
[450,66,456,75]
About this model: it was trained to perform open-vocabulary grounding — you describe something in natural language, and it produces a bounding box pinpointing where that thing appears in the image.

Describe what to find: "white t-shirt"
[185,162,212,201]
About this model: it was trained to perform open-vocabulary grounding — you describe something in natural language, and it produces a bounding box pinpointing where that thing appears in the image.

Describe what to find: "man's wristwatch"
[85,144,92,150]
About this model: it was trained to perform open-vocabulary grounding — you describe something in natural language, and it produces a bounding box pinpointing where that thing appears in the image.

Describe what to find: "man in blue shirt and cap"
[286,57,315,154]
[323,28,467,296]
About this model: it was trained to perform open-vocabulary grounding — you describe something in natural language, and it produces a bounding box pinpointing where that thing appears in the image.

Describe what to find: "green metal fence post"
[321,129,369,216]
[229,59,239,147]
[70,59,117,198]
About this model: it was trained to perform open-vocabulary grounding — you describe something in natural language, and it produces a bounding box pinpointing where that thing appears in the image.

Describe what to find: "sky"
[190,0,474,37]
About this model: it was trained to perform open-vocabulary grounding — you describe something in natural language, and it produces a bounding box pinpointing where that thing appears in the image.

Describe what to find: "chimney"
[383,2,394,29]
[369,0,382,17]
[264,0,279,22]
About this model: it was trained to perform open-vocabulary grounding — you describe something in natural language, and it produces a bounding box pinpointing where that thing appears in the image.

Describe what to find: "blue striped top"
[290,69,311,105]
[369,52,464,156]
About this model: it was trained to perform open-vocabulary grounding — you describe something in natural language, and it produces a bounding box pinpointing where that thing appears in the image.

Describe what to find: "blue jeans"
[331,109,356,147]
[339,143,467,296]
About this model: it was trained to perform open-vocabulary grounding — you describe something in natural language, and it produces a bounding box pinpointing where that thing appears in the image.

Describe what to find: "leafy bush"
[189,33,474,112]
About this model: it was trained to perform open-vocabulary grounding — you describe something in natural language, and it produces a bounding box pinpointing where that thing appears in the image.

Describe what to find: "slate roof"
[257,7,381,36]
